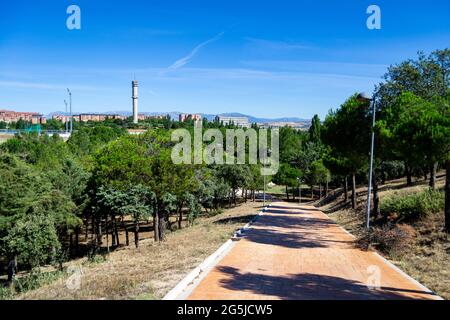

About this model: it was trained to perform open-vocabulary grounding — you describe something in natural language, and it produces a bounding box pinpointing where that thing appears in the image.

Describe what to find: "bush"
[380,189,444,221]
[2,214,61,268]
[358,224,416,256]
[0,286,13,300]
[12,269,64,294]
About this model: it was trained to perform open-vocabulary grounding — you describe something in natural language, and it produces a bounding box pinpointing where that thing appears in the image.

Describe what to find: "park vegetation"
[0,48,448,298]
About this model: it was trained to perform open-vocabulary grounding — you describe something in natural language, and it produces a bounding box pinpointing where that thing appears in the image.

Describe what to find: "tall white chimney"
[132,80,138,124]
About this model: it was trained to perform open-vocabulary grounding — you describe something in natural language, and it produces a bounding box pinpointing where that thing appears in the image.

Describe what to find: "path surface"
[187,201,440,300]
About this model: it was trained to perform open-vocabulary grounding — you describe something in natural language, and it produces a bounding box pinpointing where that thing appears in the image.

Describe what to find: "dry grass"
[320,173,449,300]
[17,201,265,300]
[0,134,11,144]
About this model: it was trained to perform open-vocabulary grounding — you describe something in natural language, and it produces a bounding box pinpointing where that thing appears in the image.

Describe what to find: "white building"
[215,115,250,128]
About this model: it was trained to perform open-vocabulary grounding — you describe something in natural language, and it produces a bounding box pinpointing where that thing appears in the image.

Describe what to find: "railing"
[0,129,72,136]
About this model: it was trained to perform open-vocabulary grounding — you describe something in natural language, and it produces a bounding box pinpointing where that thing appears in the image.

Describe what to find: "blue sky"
[0,0,449,119]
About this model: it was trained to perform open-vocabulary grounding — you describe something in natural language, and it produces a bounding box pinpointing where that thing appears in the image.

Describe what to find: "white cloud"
[166,32,224,71]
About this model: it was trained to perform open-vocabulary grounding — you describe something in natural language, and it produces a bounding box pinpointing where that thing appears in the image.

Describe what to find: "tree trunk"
[7,256,18,283]
[122,216,129,246]
[311,185,314,200]
[153,214,159,242]
[178,209,183,230]
[429,162,437,190]
[158,211,165,241]
[344,177,348,203]
[134,220,139,248]
[351,174,356,209]
[381,161,386,185]
[111,216,116,247]
[97,218,103,246]
[319,184,322,199]
[85,221,89,241]
[91,215,96,240]
[105,215,110,253]
[285,185,289,200]
[445,160,450,233]
[325,181,329,196]
[75,228,79,256]
[405,162,412,186]
[69,233,73,257]
[114,218,119,247]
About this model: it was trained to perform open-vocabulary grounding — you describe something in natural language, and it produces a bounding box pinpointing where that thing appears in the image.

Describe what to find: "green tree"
[309,114,322,144]
[273,163,301,200]
[322,94,371,209]
[2,214,61,269]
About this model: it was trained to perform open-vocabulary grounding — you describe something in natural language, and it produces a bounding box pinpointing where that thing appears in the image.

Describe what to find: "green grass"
[0,269,65,299]
[380,189,444,221]
[266,184,287,195]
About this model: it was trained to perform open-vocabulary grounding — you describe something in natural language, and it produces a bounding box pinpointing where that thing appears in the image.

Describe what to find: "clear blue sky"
[1,0,449,119]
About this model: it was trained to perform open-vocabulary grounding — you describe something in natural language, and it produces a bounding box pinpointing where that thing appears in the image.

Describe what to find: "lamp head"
[357,92,372,101]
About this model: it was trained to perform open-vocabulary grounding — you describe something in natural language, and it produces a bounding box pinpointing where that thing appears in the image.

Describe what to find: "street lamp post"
[358,92,376,230]
[263,168,266,207]
[263,148,271,207]
[67,88,73,133]
[64,100,68,133]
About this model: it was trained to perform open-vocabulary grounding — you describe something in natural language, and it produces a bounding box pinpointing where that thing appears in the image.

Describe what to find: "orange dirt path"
[188,201,440,300]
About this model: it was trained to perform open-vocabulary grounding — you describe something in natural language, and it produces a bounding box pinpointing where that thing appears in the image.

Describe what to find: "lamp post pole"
[263,169,266,207]
[358,92,376,230]
[366,99,376,229]
[263,148,271,207]
[67,88,72,133]
[64,100,68,133]
[263,150,266,207]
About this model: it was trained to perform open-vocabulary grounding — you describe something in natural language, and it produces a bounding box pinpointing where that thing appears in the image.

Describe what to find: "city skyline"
[1,0,449,118]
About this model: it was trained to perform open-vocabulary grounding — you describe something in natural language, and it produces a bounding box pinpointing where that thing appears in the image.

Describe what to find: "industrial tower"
[132,80,138,124]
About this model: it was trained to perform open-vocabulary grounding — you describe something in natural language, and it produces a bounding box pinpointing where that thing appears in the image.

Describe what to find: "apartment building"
[179,113,202,122]
[0,109,46,124]
[215,115,250,128]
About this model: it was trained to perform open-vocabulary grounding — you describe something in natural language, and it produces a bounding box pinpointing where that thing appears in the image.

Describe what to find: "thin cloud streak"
[167,31,225,71]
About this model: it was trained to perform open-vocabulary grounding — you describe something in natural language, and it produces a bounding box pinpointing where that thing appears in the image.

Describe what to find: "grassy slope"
[16,201,264,300]
[318,174,449,299]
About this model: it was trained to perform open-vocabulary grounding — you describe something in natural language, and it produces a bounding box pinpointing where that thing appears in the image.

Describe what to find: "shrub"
[13,269,64,294]
[358,224,416,256]
[2,214,61,269]
[0,286,13,300]
[380,189,444,221]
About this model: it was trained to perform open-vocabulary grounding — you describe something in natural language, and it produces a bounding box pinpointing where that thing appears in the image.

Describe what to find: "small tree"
[2,214,60,270]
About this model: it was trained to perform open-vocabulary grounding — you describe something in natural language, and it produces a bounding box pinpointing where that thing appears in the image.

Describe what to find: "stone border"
[162,203,271,300]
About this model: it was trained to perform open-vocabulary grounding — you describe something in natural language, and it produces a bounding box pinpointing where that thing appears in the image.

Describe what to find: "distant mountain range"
[47,111,310,124]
